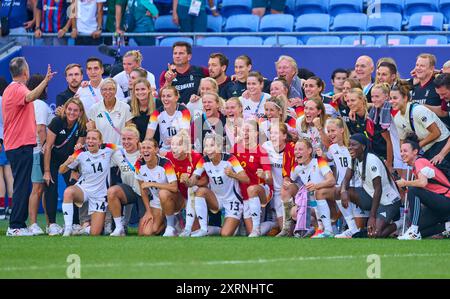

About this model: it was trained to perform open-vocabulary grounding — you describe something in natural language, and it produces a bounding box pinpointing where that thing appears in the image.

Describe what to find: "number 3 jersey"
[134,156,177,201]
[68,144,117,197]
[194,154,244,203]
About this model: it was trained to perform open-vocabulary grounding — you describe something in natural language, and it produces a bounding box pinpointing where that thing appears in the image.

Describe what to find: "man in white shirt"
[71,0,105,45]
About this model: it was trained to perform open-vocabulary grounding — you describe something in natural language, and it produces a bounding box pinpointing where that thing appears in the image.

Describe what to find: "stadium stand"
[375,35,411,45]
[228,36,264,45]
[263,36,299,46]
[340,35,376,45]
[259,14,295,32]
[305,36,341,45]
[224,14,260,32]
[366,12,403,31]
[158,36,194,46]
[407,12,444,31]
[293,0,329,16]
[196,36,229,46]
[413,34,448,44]
[221,0,252,18]
[207,15,224,32]
[331,13,368,31]
[328,0,364,17]
[155,15,180,32]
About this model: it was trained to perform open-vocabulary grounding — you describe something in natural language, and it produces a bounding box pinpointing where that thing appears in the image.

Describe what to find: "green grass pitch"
[1,214,449,279]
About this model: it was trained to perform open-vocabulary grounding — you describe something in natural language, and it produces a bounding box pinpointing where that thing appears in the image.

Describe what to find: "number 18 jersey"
[326,144,351,186]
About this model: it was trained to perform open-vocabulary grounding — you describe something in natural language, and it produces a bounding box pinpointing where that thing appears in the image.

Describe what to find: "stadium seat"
[404,0,439,18]
[341,35,376,46]
[207,15,223,32]
[295,14,330,43]
[158,37,193,46]
[294,0,328,16]
[331,13,368,31]
[413,35,448,45]
[375,35,411,45]
[224,14,259,32]
[408,12,444,31]
[259,14,294,32]
[329,0,363,17]
[229,36,263,46]
[263,36,299,46]
[221,0,252,18]
[306,36,341,45]
[155,15,179,32]
[285,0,296,15]
[438,0,450,23]
[366,0,403,14]
[367,13,402,31]
[196,37,229,46]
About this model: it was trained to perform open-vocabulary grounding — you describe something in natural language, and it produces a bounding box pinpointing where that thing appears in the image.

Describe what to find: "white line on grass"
[1,252,450,272]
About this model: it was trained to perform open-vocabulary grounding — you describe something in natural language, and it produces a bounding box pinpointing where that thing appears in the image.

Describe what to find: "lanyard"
[203,113,216,135]
[120,148,135,172]
[254,94,265,116]
[54,122,78,149]
[104,111,122,135]
[88,84,101,103]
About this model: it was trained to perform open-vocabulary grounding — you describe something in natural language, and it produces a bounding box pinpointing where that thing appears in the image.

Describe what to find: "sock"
[445,221,450,232]
[312,207,323,231]
[0,197,4,208]
[194,197,208,231]
[336,200,359,234]
[207,225,221,236]
[261,221,276,235]
[113,217,123,230]
[166,215,176,228]
[248,197,261,231]
[394,219,403,230]
[316,199,333,233]
[85,226,91,235]
[409,224,419,234]
[184,190,196,232]
[62,203,74,230]
[282,198,294,230]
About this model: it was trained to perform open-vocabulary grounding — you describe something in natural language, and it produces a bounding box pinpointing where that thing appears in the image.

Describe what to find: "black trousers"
[6,145,33,229]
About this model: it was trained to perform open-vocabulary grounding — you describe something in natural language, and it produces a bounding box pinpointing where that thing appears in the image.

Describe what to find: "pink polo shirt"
[1,82,36,151]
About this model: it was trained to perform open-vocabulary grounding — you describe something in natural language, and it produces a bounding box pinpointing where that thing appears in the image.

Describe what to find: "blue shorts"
[0,144,9,166]
[31,153,44,184]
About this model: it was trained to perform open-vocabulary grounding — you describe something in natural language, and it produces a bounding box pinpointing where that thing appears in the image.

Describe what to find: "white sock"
[394,219,403,230]
[445,221,450,232]
[113,217,123,230]
[184,190,196,232]
[316,200,333,233]
[85,226,91,235]
[207,225,221,235]
[166,215,176,228]
[409,224,419,234]
[312,206,323,231]
[62,203,74,230]
[336,200,359,234]
[261,221,276,235]
[248,197,261,230]
[194,197,208,231]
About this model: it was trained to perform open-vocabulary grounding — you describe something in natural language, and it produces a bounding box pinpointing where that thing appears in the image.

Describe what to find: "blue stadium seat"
[367,12,402,31]
[285,0,296,15]
[259,14,294,32]
[155,15,180,32]
[263,36,299,46]
[207,15,223,32]
[439,0,450,23]
[221,0,252,18]
[375,35,411,45]
[294,0,328,16]
[229,36,263,46]
[331,13,368,31]
[306,36,341,45]
[329,0,363,17]
[413,35,448,45]
[366,0,403,14]
[224,14,259,32]
[341,35,376,46]
[408,12,444,31]
[197,37,229,46]
[295,14,330,43]
[158,37,193,46]
[404,0,439,18]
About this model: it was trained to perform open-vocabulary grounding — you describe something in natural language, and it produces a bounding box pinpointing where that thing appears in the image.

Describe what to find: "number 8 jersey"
[67,144,117,197]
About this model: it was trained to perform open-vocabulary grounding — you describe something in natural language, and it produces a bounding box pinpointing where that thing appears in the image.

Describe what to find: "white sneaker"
[63,227,73,237]
[248,228,261,238]
[191,229,208,237]
[72,224,90,236]
[179,229,191,237]
[398,227,421,240]
[335,228,357,239]
[6,227,33,237]
[28,223,44,236]
[104,223,112,235]
[47,223,63,236]
[162,225,177,237]
[110,227,126,237]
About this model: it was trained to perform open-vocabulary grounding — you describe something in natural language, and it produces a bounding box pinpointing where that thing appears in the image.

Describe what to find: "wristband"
[210,5,217,10]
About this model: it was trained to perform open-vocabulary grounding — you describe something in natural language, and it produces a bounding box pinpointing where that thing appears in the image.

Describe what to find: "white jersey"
[68,144,117,197]
[76,0,106,34]
[355,153,400,205]
[262,141,284,195]
[33,99,54,154]
[76,80,126,112]
[193,153,244,203]
[240,93,270,120]
[291,157,332,186]
[326,144,351,186]
[113,70,156,101]
[148,104,191,151]
[111,148,141,195]
[296,116,324,153]
[134,156,177,201]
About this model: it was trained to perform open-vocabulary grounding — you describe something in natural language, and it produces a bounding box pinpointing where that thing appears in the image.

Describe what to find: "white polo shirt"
[88,100,132,145]
[113,70,157,95]
[76,0,106,34]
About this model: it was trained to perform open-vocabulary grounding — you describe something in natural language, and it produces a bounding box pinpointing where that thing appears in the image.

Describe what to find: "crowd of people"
[1,42,450,240]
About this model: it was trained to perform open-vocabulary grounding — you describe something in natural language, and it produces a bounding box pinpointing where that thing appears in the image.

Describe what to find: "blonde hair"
[275,55,298,75]
[172,129,193,163]
[203,133,223,152]
[300,97,327,132]
[347,88,368,115]
[226,97,243,118]
[199,77,219,95]
[160,85,179,98]
[121,124,141,141]
[265,95,287,122]
[372,83,391,97]
[124,50,143,65]
[130,78,155,117]
[87,129,103,143]
[296,138,313,158]
[326,117,350,147]
[62,97,88,131]
[417,53,436,68]
[202,92,225,111]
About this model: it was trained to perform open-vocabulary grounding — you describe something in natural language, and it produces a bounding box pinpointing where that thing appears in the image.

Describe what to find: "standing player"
[240,72,271,120]
[187,134,250,237]
[59,130,117,236]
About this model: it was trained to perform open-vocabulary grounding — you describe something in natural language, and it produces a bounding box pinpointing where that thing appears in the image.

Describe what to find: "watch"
[34,26,40,31]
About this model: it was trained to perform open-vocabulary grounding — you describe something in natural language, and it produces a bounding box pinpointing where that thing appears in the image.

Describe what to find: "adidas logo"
[320,215,327,219]
[245,106,251,111]
[187,213,194,217]
[334,151,339,155]
[86,158,91,162]
[97,113,103,118]
[198,216,203,220]
[162,120,166,123]
[143,173,148,177]
[251,213,258,217]
[59,129,66,134]
[63,212,68,215]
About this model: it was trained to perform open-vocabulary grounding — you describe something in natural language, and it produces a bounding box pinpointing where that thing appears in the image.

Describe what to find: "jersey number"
[95,201,106,212]
[229,201,240,211]
[339,157,348,168]
[91,162,103,173]
[212,176,224,185]
[167,127,177,137]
